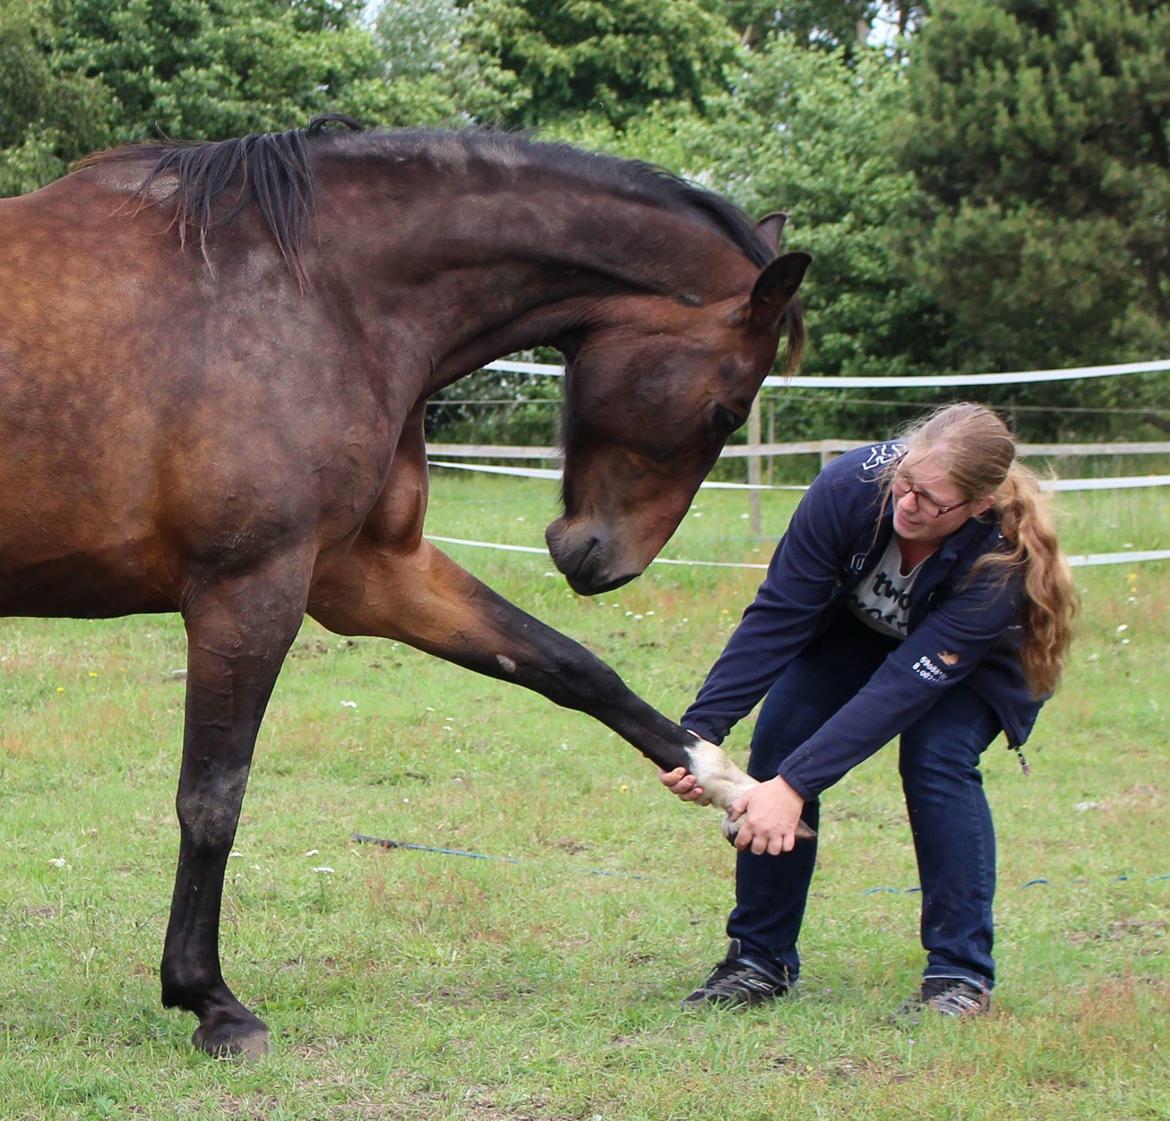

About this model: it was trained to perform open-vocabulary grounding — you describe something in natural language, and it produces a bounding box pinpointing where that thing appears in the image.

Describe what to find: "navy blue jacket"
[682,442,1043,800]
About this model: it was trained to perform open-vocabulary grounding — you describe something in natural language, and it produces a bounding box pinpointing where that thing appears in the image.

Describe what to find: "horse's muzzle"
[545,519,640,596]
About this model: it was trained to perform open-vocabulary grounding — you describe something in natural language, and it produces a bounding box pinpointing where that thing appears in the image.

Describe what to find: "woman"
[661,403,1076,1017]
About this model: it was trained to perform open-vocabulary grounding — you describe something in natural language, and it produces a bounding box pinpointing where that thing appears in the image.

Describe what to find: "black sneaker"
[894,976,991,1023]
[681,940,790,1009]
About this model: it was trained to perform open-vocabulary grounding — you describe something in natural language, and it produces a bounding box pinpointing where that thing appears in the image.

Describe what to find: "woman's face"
[891,449,994,544]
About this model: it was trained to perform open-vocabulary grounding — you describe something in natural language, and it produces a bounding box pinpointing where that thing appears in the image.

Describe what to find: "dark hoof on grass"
[192,1021,270,1060]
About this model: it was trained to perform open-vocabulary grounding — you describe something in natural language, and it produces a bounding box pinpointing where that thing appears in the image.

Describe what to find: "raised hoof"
[720,812,817,845]
[192,1020,270,1060]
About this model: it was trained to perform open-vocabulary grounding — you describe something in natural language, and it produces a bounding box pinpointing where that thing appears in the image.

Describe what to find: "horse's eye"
[710,403,745,437]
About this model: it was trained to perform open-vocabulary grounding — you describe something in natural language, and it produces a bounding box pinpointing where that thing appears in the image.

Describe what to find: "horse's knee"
[176,767,250,850]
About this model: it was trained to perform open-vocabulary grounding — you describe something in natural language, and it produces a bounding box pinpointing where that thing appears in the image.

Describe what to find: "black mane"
[81,116,775,283]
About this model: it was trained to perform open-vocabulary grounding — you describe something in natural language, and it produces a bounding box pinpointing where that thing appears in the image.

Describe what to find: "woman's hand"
[658,766,707,803]
[728,775,805,855]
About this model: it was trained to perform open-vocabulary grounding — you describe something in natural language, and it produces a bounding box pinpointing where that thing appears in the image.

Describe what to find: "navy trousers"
[729,610,1001,990]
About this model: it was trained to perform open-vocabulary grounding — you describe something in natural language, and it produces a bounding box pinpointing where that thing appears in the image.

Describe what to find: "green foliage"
[727,0,878,49]
[0,1,112,194]
[895,0,1170,428]
[709,1,925,51]
[0,0,433,196]
[372,0,526,125]
[50,0,399,139]
[457,0,739,129]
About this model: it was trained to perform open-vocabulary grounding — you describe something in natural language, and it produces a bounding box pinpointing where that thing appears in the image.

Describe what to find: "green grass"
[1,474,1168,1120]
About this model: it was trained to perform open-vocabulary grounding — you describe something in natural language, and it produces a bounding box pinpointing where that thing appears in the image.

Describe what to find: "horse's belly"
[0,549,176,619]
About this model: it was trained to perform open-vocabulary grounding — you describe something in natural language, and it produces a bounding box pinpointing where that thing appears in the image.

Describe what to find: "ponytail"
[971,461,1077,698]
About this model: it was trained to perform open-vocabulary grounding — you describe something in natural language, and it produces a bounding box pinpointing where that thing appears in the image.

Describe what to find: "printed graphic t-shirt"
[846,534,927,639]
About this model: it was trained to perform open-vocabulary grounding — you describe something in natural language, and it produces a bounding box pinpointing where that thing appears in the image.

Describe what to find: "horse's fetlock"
[161,953,226,1011]
[684,738,756,811]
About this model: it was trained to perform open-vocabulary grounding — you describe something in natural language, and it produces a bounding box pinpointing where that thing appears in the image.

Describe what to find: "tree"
[0,1,112,194]
[50,0,402,140]
[894,0,1170,432]
[456,0,739,129]
[1,0,431,196]
[372,0,529,125]
[710,2,927,52]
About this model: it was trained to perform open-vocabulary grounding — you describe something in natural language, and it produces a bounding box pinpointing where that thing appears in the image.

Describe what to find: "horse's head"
[546,243,810,595]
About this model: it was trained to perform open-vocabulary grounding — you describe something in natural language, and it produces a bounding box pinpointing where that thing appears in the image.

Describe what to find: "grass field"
[1,472,1167,1120]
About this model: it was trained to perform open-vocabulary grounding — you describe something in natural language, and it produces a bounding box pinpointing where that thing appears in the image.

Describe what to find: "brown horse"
[0,116,808,1056]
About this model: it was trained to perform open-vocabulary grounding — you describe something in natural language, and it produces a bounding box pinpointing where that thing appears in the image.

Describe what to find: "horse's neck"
[317,167,753,387]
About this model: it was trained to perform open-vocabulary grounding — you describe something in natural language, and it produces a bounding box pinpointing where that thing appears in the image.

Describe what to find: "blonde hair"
[886,403,1077,698]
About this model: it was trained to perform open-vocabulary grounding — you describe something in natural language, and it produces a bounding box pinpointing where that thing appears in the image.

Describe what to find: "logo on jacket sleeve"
[861,442,905,472]
[911,652,955,684]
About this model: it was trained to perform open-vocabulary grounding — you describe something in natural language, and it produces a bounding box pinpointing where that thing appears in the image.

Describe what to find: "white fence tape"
[427,439,1170,462]
[1042,475,1170,492]
[427,460,805,490]
[427,535,772,569]
[429,459,1170,494]
[426,534,1170,571]
[485,356,1170,389]
[1067,551,1170,567]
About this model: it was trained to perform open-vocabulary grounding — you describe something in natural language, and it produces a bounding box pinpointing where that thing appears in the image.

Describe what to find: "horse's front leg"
[308,538,757,828]
[162,556,309,1057]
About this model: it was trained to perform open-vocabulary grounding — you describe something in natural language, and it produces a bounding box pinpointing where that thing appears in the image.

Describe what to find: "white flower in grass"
[340,699,358,709]
[1116,624,1128,633]
[304,849,319,857]
[312,866,334,875]
[49,858,69,868]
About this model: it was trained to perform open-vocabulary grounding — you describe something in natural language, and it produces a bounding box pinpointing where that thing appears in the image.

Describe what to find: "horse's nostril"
[546,522,599,579]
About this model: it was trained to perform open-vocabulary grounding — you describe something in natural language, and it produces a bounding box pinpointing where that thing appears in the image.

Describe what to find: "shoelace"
[922,980,985,1016]
[705,964,779,996]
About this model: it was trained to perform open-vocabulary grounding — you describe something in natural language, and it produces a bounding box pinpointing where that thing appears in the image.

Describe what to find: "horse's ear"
[749,251,811,329]
[755,211,788,252]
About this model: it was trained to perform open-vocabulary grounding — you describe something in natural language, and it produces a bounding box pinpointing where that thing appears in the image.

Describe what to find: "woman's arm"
[777,567,1026,799]
[681,468,851,745]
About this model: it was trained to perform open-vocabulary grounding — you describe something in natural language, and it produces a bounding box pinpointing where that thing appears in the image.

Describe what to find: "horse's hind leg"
[161,558,308,1057]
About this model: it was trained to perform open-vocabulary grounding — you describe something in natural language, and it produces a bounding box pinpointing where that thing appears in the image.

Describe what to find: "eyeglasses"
[891,470,970,518]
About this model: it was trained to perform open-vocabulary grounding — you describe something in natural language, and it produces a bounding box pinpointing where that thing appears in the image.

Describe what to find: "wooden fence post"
[748,400,762,536]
